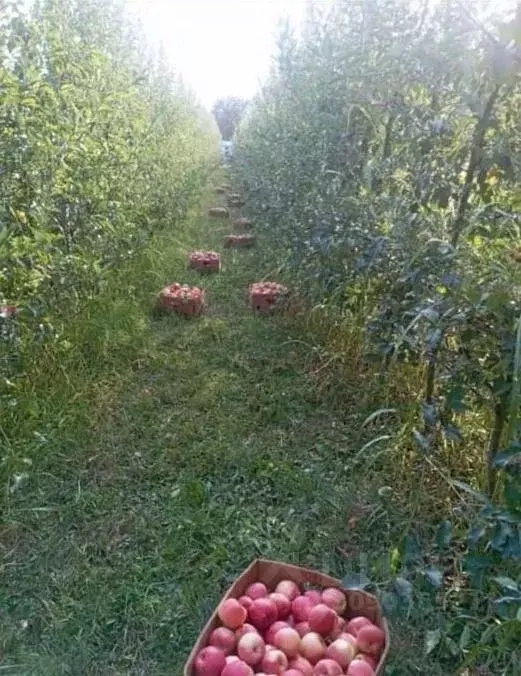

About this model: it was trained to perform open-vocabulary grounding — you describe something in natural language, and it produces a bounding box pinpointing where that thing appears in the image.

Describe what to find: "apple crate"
[249,282,289,313]
[157,283,205,317]
[209,207,230,218]
[224,234,256,249]
[233,217,252,231]
[184,558,389,676]
[189,251,221,273]
[227,193,245,207]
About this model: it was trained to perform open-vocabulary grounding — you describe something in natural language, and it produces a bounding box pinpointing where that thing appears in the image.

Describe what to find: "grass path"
[2,186,436,675]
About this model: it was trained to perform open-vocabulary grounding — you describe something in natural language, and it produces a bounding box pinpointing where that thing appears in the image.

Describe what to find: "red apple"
[269,593,292,619]
[338,632,357,645]
[313,659,343,676]
[219,599,248,629]
[275,580,301,601]
[295,621,311,638]
[249,598,278,630]
[291,596,314,623]
[330,616,346,640]
[346,660,375,676]
[265,622,290,645]
[304,590,322,606]
[352,654,378,670]
[282,671,304,676]
[300,632,326,665]
[262,649,289,675]
[345,617,372,637]
[221,660,255,676]
[236,623,259,640]
[356,624,385,656]
[289,656,314,676]
[325,638,357,669]
[194,646,227,676]
[209,627,236,655]
[246,582,269,600]
[308,604,337,637]
[239,596,254,611]
[273,627,301,658]
[321,588,347,615]
[226,656,240,664]
[238,632,266,666]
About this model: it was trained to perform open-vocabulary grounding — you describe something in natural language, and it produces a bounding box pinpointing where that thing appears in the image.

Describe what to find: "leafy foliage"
[234,0,521,671]
[0,0,218,429]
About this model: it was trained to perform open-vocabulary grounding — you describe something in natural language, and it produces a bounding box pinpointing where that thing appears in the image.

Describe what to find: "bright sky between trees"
[128,0,314,109]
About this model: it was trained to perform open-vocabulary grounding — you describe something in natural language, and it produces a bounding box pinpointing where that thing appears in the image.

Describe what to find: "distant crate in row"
[189,251,221,272]
[224,234,256,248]
[249,281,289,313]
[157,283,205,317]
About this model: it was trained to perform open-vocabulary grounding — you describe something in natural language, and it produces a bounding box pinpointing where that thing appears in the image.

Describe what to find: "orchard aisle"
[3,182,419,674]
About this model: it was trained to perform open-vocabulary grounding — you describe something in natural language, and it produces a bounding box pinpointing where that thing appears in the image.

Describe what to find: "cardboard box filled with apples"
[224,234,256,249]
[157,283,205,317]
[189,251,221,273]
[233,217,252,231]
[249,282,289,314]
[184,559,389,676]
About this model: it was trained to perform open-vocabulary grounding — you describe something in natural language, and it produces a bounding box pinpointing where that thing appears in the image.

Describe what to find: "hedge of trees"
[0,0,218,397]
[235,1,521,669]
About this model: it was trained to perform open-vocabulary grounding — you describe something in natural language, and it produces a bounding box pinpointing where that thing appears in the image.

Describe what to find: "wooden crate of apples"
[224,234,256,249]
[249,282,288,313]
[189,251,221,273]
[233,217,252,231]
[185,559,389,676]
[209,207,230,218]
[157,283,205,317]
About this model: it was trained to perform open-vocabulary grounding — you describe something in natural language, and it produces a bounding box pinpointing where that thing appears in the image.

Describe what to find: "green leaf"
[381,591,399,616]
[393,577,413,603]
[436,520,453,548]
[453,480,489,504]
[445,636,460,657]
[425,566,443,588]
[361,408,398,427]
[492,577,519,593]
[342,573,372,590]
[506,313,521,444]
[413,429,430,454]
[425,628,442,655]
[459,624,471,650]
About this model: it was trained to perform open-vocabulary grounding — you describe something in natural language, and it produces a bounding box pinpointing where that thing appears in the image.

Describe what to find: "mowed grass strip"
[2,187,448,675]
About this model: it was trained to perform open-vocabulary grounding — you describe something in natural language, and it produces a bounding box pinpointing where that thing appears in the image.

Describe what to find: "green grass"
[0,184,513,675]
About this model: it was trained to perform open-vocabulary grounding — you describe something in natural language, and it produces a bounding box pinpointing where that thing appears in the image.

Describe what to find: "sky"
[127,0,312,109]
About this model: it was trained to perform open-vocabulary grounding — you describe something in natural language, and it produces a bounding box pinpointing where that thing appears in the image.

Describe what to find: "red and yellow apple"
[194,646,227,676]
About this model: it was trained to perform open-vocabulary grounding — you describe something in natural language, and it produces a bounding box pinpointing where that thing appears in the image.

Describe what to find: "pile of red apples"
[248,282,288,313]
[157,283,205,316]
[189,251,221,272]
[194,579,385,676]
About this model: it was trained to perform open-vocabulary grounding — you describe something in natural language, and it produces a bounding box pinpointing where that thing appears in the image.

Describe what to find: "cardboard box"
[233,217,252,231]
[189,252,221,273]
[157,283,205,317]
[249,282,288,313]
[227,193,245,207]
[208,207,230,218]
[224,234,256,249]
[184,558,389,675]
